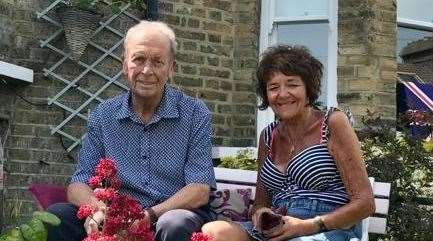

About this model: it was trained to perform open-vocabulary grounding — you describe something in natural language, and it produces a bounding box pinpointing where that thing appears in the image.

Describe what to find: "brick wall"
[159,0,259,146]
[338,0,397,124]
[0,0,259,225]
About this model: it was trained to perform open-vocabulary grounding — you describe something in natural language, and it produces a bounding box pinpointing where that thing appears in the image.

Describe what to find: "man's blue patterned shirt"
[71,85,216,207]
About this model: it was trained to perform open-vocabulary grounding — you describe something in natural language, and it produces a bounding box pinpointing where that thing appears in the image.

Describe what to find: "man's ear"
[169,60,176,78]
[122,54,128,78]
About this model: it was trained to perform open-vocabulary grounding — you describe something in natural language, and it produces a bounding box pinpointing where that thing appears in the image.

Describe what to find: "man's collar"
[155,85,180,119]
[116,85,180,121]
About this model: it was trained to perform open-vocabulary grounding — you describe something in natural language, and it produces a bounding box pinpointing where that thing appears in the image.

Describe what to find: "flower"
[78,158,154,241]
[94,188,117,202]
[128,219,154,241]
[190,232,213,241]
[95,158,117,178]
[109,177,122,190]
[89,176,102,188]
[77,204,95,219]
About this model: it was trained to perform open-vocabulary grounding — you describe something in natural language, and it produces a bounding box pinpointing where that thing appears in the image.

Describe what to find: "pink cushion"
[28,183,67,210]
[210,188,252,222]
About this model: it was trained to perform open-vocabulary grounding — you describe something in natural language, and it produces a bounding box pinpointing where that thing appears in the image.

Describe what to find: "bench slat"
[367,217,387,234]
[374,198,389,215]
[373,182,391,197]
[214,167,257,185]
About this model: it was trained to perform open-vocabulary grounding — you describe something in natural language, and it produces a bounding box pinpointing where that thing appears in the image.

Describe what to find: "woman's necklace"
[276,125,296,158]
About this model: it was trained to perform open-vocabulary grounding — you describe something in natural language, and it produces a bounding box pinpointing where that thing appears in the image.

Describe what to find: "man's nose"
[141,64,153,74]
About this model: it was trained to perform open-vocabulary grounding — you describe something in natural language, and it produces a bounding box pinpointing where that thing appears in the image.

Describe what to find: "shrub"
[360,111,433,241]
[217,148,257,171]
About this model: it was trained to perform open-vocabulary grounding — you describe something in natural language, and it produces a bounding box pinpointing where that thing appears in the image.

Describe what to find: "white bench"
[213,166,391,241]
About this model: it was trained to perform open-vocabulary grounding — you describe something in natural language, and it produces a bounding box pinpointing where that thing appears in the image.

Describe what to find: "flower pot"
[56,5,102,62]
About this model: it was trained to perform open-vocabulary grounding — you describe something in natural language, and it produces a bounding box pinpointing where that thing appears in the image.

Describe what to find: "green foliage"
[0,212,60,241]
[360,111,433,241]
[217,148,258,171]
[74,0,94,10]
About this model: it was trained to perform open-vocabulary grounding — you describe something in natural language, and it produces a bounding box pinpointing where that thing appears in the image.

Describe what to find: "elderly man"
[47,21,216,241]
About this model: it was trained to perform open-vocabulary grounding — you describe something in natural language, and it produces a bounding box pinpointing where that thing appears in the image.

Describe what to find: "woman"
[202,45,375,241]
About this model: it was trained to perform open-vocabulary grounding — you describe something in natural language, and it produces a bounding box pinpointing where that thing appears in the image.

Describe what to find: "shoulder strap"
[320,107,355,143]
[321,107,338,143]
[263,121,278,149]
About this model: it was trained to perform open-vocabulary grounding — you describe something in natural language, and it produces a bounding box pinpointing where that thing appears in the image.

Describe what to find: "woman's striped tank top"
[260,108,349,206]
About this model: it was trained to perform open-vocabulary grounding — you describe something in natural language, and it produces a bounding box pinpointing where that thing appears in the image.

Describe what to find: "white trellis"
[37,0,141,152]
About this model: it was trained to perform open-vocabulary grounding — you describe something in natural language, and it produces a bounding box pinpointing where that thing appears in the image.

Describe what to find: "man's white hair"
[124,20,177,57]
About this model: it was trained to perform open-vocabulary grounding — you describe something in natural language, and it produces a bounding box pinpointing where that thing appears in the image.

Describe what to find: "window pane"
[274,0,328,18]
[397,0,433,23]
[276,23,328,105]
[397,27,433,63]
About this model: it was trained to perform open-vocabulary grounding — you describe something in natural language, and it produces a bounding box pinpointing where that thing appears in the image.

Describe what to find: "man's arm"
[150,101,214,218]
[68,105,104,206]
[68,106,106,233]
[151,183,210,217]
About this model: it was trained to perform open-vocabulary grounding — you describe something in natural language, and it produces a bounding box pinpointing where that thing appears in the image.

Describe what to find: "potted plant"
[0,211,60,241]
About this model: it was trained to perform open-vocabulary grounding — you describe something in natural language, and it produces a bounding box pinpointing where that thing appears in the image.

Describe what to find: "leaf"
[5,228,24,241]
[33,211,61,226]
[19,224,35,241]
[27,218,47,241]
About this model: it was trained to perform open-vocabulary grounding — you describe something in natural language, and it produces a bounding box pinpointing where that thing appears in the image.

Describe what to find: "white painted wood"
[374,198,390,215]
[374,182,391,197]
[361,217,370,241]
[397,17,433,31]
[272,15,329,23]
[367,217,387,234]
[326,0,338,107]
[214,167,257,184]
[0,61,33,83]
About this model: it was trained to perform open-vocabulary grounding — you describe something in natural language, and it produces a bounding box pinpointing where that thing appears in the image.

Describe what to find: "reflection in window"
[397,27,433,63]
[276,23,328,105]
[397,0,433,83]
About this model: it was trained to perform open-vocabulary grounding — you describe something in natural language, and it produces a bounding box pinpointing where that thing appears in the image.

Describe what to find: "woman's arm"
[266,111,375,241]
[320,110,375,229]
[250,131,272,223]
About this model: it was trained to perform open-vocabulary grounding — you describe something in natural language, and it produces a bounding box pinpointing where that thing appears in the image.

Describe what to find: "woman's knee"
[202,221,249,241]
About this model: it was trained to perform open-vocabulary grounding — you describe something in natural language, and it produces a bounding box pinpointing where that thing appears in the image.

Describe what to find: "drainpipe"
[0,114,10,232]
[146,0,158,20]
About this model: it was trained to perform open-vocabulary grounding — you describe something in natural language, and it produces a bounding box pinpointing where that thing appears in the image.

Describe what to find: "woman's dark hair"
[256,45,323,110]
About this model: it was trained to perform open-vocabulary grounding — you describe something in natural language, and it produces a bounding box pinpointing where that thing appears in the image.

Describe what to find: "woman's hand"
[264,216,316,241]
[252,207,274,229]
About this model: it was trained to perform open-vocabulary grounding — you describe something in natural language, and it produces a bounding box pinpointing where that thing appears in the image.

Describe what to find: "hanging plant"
[56,0,147,62]
[56,0,102,62]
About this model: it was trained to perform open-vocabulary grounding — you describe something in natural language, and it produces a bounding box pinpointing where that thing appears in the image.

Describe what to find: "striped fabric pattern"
[260,108,349,206]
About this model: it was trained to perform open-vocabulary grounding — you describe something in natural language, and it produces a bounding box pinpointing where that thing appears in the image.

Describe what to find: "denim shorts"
[237,197,363,241]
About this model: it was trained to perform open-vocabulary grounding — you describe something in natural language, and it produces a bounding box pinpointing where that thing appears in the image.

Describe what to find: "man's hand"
[84,207,105,234]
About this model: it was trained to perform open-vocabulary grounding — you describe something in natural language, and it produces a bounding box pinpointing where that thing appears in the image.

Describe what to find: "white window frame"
[256,0,338,142]
[397,18,433,32]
